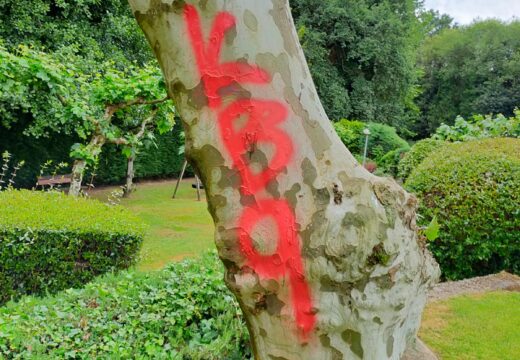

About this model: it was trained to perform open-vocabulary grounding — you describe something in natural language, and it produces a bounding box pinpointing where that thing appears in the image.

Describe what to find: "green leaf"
[424,216,440,241]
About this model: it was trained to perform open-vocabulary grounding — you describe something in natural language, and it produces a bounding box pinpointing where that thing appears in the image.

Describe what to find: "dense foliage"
[417,20,520,137]
[0,252,251,359]
[405,138,520,280]
[0,1,178,189]
[0,128,186,188]
[0,190,145,304]
[0,0,151,66]
[334,119,410,164]
[397,138,444,181]
[292,0,423,130]
[433,111,520,142]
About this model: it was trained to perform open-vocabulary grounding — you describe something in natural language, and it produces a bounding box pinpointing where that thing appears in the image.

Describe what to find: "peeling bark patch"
[243,10,258,32]
[198,0,208,11]
[217,165,240,187]
[315,188,331,206]
[367,244,391,267]
[387,335,395,357]
[341,329,364,359]
[240,194,257,207]
[319,335,344,360]
[146,0,186,16]
[265,293,285,315]
[283,183,302,207]
[332,183,343,204]
[269,0,298,57]
[300,157,317,186]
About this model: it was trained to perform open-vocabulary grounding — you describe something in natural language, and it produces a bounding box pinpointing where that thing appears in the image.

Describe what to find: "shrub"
[0,190,145,304]
[0,252,251,359]
[333,119,366,155]
[334,119,410,164]
[366,123,410,163]
[405,138,520,280]
[398,139,445,181]
[377,147,409,177]
[433,111,520,142]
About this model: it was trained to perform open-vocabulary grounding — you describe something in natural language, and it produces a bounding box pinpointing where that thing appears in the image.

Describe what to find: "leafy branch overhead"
[0,45,174,165]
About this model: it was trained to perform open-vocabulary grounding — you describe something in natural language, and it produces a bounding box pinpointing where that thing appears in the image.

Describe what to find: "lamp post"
[362,128,371,167]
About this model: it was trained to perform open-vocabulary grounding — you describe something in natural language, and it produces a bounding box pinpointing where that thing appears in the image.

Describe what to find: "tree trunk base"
[402,338,438,360]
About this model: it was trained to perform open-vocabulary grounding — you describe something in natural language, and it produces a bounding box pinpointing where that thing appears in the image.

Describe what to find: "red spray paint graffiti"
[184,5,316,337]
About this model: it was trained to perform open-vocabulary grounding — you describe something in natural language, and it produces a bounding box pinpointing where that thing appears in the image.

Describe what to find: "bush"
[0,190,145,304]
[433,111,520,142]
[333,119,366,155]
[334,120,410,164]
[377,147,409,177]
[398,139,445,181]
[0,252,251,359]
[366,123,410,162]
[405,138,520,280]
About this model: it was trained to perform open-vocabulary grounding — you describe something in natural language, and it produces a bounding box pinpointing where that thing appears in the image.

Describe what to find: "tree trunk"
[69,135,105,197]
[129,1,440,359]
[124,154,136,197]
[69,159,86,197]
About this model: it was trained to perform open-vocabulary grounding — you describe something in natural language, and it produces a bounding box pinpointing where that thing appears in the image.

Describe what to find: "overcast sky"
[423,0,520,25]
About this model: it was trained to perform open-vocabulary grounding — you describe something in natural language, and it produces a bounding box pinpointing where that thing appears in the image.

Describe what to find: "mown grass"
[90,179,215,271]
[420,291,520,360]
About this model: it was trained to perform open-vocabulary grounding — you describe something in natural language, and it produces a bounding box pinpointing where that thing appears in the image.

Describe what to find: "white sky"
[423,0,520,25]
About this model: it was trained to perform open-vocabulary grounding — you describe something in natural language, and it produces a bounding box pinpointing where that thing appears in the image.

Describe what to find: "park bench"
[36,174,73,188]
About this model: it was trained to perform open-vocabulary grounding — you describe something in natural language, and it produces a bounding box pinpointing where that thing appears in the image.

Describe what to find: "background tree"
[291,0,423,132]
[0,0,186,188]
[416,20,520,137]
[0,46,174,196]
[129,0,439,358]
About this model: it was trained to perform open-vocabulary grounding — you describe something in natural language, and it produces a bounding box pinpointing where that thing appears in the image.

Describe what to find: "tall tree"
[291,0,423,131]
[416,20,520,137]
[128,1,439,358]
[0,0,152,66]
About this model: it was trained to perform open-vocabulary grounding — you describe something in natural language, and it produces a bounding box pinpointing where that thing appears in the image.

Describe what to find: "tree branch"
[105,95,170,119]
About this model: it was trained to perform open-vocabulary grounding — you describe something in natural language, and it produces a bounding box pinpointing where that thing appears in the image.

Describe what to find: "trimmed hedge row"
[398,138,444,181]
[406,138,520,280]
[0,252,250,359]
[0,190,145,304]
[0,123,186,188]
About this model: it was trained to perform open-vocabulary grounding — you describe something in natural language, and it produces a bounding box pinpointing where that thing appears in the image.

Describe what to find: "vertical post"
[195,175,201,202]
[362,128,371,167]
[172,159,188,199]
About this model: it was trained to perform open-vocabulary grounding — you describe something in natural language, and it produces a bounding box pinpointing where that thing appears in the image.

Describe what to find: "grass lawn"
[88,181,519,358]
[90,179,215,271]
[420,291,520,360]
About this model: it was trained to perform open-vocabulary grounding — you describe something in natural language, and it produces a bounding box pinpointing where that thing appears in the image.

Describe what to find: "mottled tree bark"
[124,154,136,197]
[128,1,439,359]
[69,135,105,197]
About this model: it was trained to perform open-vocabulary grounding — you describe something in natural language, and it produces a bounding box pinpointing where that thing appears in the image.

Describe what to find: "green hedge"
[334,119,410,164]
[398,138,445,181]
[0,123,186,188]
[0,252,251,359]
[0,190,145,304]
[405,138,520,280]
[377,146,409,177]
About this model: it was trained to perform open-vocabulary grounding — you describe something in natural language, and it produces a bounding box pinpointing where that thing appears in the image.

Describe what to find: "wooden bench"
[36,174,73,187]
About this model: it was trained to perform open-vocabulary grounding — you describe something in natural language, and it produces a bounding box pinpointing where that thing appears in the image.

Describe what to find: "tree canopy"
[416,20,520,137]
[291,0,423,132]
